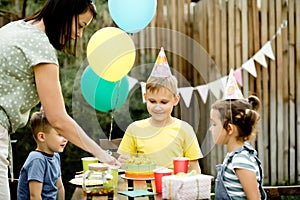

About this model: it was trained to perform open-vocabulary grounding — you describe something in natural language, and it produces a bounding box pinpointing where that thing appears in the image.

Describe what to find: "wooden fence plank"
[275,0,284,184]
[296,0,300,185]
[280,0,289,182]
[288,0,296,184]
[235,0,242,70]
[259,0,269,184]
[214,0,221,68]
[220,0,227,76]
[241,0,249,106]
[227,0,234,71]
[268,0,277,185]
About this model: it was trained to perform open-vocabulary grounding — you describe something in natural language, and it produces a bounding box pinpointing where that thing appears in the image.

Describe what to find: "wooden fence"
[131,0,300,186]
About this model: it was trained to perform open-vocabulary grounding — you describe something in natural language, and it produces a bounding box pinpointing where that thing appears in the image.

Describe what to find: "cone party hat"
[149,47,172,77]
[223,68,244,100]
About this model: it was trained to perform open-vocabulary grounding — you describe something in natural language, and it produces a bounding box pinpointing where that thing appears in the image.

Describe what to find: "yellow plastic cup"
[110,166,119,189]
[81,157,98,172]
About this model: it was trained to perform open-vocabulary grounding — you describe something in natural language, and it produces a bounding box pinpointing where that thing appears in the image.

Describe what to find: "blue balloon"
[108,0,157,33]
[80,66,129,112]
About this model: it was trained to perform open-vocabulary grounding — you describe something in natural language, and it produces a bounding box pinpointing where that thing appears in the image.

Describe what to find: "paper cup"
[81,157,98,172]
[154,168,173,193]
[173,157,189,174]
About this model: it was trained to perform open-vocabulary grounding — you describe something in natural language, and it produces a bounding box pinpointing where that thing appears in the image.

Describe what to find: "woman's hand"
[118,154,131,169]
[103,154,121,168]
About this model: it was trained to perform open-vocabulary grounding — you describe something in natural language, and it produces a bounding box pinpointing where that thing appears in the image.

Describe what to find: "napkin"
[118,190,157,197]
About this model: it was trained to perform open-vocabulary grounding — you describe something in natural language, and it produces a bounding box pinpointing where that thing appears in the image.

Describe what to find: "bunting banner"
[126,20,287,106]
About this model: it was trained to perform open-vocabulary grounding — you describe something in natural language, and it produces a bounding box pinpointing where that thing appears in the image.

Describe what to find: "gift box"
[162,174,213,200]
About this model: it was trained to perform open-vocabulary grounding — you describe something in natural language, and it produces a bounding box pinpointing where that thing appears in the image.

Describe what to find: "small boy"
[118,48,202,173]
[17,110,68,200]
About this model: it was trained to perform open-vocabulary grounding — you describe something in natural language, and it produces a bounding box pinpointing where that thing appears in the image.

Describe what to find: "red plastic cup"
[173,157,189,174]
[154,168,173,193]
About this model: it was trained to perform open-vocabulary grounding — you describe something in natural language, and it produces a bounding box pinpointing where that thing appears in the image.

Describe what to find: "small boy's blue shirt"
[17,150,61,200]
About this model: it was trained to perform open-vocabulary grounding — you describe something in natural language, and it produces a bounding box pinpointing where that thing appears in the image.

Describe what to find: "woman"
[0,0,119,198]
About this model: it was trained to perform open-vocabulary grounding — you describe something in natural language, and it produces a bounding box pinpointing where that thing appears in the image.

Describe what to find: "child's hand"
[118,154,131,169]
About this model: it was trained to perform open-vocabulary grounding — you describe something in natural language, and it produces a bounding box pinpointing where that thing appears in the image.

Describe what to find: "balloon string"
[108,79,122,141]
[109,112,114,141]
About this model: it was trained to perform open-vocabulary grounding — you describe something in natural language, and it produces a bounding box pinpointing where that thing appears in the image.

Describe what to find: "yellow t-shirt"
[117,118,203,168]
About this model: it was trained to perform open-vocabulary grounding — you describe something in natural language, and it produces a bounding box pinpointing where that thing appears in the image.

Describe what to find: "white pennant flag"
[178,87,194,107]
[242,58,257,77]
[253,50,267,68]
[140,82,146,103]
[127,76,138,91]
[221,76,228,90]
[196,84,209,103]
[261,41,275,60]
[208,79,223,99]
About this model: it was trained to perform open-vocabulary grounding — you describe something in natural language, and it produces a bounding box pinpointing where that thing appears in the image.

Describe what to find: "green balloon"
[80,66,129,112]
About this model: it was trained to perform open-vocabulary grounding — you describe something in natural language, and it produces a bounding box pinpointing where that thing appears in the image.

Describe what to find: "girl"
[210,96,266,200]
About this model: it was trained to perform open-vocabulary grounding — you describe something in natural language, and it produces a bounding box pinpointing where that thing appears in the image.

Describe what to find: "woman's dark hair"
[25,0,97,56]
[211,95,261,141]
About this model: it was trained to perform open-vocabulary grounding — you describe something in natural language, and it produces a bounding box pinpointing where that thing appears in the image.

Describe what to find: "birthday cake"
[125,156,156,179]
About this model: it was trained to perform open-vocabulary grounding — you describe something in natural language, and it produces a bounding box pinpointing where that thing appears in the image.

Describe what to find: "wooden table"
[71,175,162,200]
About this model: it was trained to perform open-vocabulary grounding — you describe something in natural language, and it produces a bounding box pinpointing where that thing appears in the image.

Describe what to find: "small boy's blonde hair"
[30,111,52,141]
[146,75,178,95]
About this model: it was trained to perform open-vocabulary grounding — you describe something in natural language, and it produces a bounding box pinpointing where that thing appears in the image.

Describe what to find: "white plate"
[120,174,154,180]
[69,178,103,186]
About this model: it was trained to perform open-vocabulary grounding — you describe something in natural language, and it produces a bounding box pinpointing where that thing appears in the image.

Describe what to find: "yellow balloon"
[87,27,136,82]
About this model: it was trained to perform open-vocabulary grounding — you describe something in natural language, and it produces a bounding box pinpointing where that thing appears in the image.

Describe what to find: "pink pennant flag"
[234,68,243,86]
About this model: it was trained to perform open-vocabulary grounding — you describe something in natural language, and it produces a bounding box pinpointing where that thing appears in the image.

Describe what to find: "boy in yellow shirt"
[118,48,202,173]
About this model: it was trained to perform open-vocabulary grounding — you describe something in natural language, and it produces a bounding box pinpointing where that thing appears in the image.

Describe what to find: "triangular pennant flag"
[261,41,275,60]
[234,68,243,86]
[242,58,257,77]
[140,82,146,103]
[196,84,209,103]
[208,79,223,99]
[178,87,194,107]
[220,76,228,90]
[127,76,138,91]
[253,50,267,68]
[223,69,244,100]
[149,47,172,77]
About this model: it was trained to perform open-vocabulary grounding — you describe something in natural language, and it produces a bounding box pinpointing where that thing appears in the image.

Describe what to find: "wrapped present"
[162,174,213,200]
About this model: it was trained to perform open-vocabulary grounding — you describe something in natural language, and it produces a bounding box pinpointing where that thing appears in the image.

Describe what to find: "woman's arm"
[33,63,119,166]
[235,168,260,200]
[56,176,65,200]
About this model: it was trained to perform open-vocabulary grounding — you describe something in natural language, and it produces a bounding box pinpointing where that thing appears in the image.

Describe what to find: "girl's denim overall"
[214,145,267,200]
